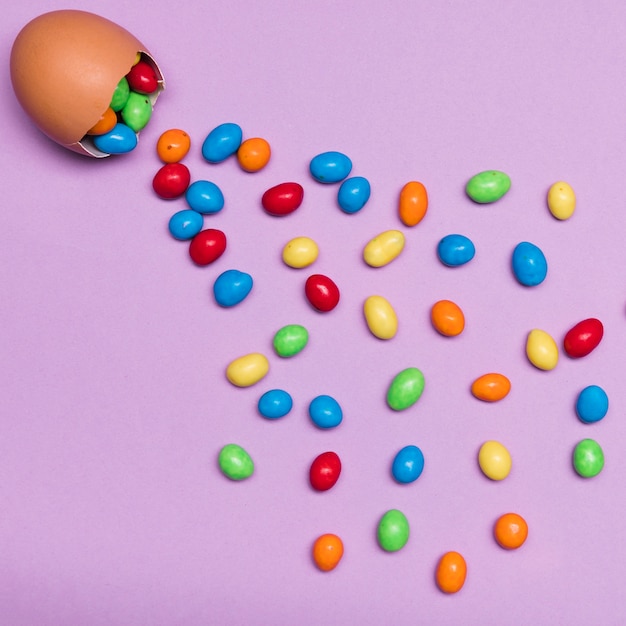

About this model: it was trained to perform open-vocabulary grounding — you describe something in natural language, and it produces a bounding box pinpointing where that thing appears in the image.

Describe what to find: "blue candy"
[437,234,476,267]
[337,176,371,213]
[308,395,343,429]
[202,122,242,163]
[92,122,137,154]
[168,209,204,240]
[512,241,548,286]
[310,151,352,183]
[186,180,225,214]
[392,445,425,484]
[576,385,609,423]
[258,389,293,419]
[213,270,253,307]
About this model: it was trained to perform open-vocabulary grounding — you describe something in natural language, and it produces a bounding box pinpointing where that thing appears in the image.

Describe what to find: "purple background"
[2,1,626,624]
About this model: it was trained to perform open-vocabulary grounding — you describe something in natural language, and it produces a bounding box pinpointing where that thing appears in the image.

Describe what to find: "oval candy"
[258,389,293,420]
[310,151,352,183]
[157,128,191,163]
[92,122,137,154]
[478,440,512,481]
[437,234,475,267]
[120,91,152,132]
[526,329,558,371]
[110,77,130,111]
[237,137,271,172]
[398,181,428,227]
[213,269,253,307]
[309,395,343,429]
[309,451,342,491]
[547,181,576,220]
[387,367,425,411]
[218,443,254,480]
[391,445,425,484]
[282,236,319,268]
[189,229,227,266]
[226,353,269,387]
[466,170,511,203]
[273,324,309,357]
[153,162,191,199]
[87,107,117,135]
[262,182,304,216]
[377,509,410,552]
[563,318,603,358]
[305,274,340,312]
[435,551,467,594]
[494,513,528,550]
[168,209,203,241]
[202,122,242,163]
[576,385,609,424]
[312,534,344,572]
[185,180,225,214]
[363,230,405,268]
[363,295,398,340]
[573,438,604,478]
[430,300,465,337]
[471,373,511,402]
[126,60,158,94]
[337,176,371,213]
[512,242,547,286]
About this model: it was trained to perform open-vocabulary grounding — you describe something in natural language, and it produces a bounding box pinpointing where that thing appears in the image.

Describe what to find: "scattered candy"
[309,451,342,491]
[547,181,576,220]
[386,367,425,411]
[363,229,405,268]
[494,513,528,550]
[121,91,152,132]
[236,137,271,172]
[573,438,604,478]
[363,295,398,340]
[168,209,203,241]
[391,445,424,484]
[337,176,371,213]
[471,373,511,402]
[93,123,137,154]
[465,170,511,203]
[309,395,343,429]
[305,274,340,312]
[225,352,269,387]
[218,443,254,480]
[576,385,609,424]
[273,324,309,357]
[153,162,191,199]
[185,180,225,214]
[310,151,352,183]
[262,182,304,216]
[377,509,410,552]
[437,234,475,267]
[258,389,293,419]
[282,236,319,268]
[156,128,191,163]
[511,241,548,287]
[398,181,428,227]
[202,122,243,163]
[478,440,512,481]
[312,533,344,571]
[526,329,559,371]
[563,318,604,358]
[430,300,465,337]
[213,269,253,307]
[435,551,467,593]
[189,228,227,266]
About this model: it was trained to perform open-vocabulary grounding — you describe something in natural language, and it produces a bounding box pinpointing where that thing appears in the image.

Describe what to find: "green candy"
[465,170,511,204]
[218,444,254,481]
[121,91,152,132]
[386,367,425,411]
[110,76,130,111]
[573,438,604,478]
[273,324,309,357]
[377,509,410,552]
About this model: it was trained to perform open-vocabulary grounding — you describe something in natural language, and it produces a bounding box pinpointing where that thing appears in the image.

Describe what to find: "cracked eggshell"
[10,10,165,157]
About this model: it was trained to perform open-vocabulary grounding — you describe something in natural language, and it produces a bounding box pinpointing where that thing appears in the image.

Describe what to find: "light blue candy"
[186,180,225,214]
[92,123,137,154]
[202,122,242,163]
[337,176,371,213]
[308,395,343,429]
[437,234,475,267]
[512,241,547,286]
[213,270,253,307]
[310,151,352,183]
[168,209,203,240]
[392,445,425,484]
[576,385,609,423]
[258,389,293,419]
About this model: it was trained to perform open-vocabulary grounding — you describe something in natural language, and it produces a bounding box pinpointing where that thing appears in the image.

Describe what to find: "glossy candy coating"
[168,209,203,241]
[512,242,548,286]
[573,439,604,477]
[92,122,137,154]
[526,329,559,370]
[273,324,309,357]
[305,274,340,312]
[312,534,344,571]
[282,237,319,268]
[547,181,576,220]
[309,395,343,429]
[392,445,425,484]
[237,137,271,172]
[363,230,405,267]
[437,234,475,267]
[435,552,467,593]
[262,182,304,216]
[213,269,253,307]
[121,91,152,132]
[466,170,511,203]
[218,443,254,480]
[576,385,609,424]
[478,440,512,480]
[189,229,226,266]
[363,295,398,340]
[310,151,352,183]
[377,509,410,552]
[494,513,528,550]
[126,60,158,94]
[226,353,269,387]
[309,451,342,491]
[258,389,293,420]
[337,176,371,213]
[157,128,191,163]
[563,318,603,358]
[110,76,130,111]
[387,367,425,411]
[186,180,225,214]
[398,181,428,227]
[471,373,511,402]
[86,107,117,135]
[202,122,242,163]
[430,300,465,337]
[153,162,191,199]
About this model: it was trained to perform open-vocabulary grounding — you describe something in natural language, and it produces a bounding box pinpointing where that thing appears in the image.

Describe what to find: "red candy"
[305,274,340,312]
[309,451,342,491]
[126,60,159,94]
[153,163,191,199]
[189,229,226,266]
[261,182,304,216]
[563,317,604,358]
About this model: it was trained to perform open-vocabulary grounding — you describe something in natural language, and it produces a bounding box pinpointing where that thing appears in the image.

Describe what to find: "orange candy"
[398,181,428,227]
[494,513,528,550]
[430,300,465,337]
[237,137,271,172]
[156,128,191,163]
[435,551,467,594]
[471,373,511,402]
[312,533,344,571]
[86,107,117,135]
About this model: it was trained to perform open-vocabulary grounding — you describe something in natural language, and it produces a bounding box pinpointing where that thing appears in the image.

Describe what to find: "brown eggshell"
[10,10,165,157]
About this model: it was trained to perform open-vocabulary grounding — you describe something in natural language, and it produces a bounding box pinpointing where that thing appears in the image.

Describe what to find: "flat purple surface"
[2,2,626,624]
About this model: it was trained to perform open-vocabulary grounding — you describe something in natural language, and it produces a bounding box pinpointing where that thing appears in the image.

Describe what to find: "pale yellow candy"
[526,329,559,370]
[547,181,576,220]
[226,353,269,387]
[363,295,398,339]
[363,229,405,267]
[282,236,319,268]
[478,440,512,481]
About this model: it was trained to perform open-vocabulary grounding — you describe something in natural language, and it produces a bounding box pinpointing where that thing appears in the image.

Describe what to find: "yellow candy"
[526,329,559,370]
[282,236,319,268]
[478,440,512,480]
[547,181,576,220]
[363,229,405,267]
[226,353,269,387]
[363,295,398,339]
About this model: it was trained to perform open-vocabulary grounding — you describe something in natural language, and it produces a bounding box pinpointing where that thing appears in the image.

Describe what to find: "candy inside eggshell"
[10,10,165,157]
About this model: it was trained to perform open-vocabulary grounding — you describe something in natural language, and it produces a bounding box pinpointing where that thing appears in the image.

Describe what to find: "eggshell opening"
[10,10,165,157]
